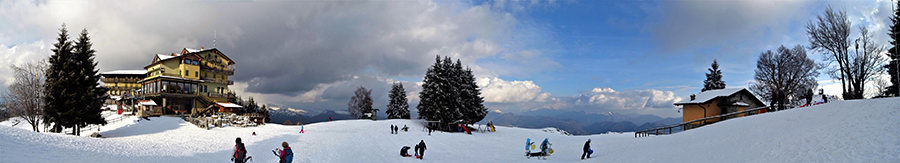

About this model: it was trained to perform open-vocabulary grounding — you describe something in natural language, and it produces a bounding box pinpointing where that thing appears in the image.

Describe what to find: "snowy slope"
[1,97,898,163]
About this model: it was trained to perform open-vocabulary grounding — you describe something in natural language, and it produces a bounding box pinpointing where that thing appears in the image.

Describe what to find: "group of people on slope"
[231,137,294,163]
[390,124,409,134]
[526,138,593,160]
[400,140,427,159]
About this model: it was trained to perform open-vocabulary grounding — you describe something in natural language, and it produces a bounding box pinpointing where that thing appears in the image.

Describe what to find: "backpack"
[234,144,246,160]
[280,148,294,163]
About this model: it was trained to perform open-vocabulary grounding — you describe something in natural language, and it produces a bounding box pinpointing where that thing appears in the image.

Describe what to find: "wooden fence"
[635,105,794,138]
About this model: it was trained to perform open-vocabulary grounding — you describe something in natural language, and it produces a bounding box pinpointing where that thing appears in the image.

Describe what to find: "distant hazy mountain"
[267,107,390,125]
[480,110,682,135]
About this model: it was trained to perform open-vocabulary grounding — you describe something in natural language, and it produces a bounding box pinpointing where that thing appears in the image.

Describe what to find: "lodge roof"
[674,88,764,106]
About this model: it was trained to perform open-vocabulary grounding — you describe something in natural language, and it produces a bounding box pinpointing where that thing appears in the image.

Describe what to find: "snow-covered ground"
[2,98,898,162]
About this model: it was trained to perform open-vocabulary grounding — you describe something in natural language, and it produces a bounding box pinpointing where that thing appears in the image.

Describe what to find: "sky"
[0,0,895,118]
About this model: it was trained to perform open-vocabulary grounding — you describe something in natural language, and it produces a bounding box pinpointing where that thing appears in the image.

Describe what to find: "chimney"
[690,94,696,101]
[171,53,177,56]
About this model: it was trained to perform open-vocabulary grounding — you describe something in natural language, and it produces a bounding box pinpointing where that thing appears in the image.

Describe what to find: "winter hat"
[236,137,242,144]
[282,141,289,147]
[587,139,591,142]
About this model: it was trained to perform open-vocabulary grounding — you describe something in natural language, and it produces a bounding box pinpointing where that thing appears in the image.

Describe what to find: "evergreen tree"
[886,0,900,97]
[385,82,409,119]
[416,56,442,121]
[459,66,487,124]
[260,104,270,123]
[245,97,259,113]
[702,59,726,92]
[43,24,76,133]
[71,28,107,136]
[417,56,487,125]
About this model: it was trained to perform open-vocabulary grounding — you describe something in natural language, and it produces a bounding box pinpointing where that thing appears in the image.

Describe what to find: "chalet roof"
[138,100,158,106]
[674,88,746,105]
[215,102,242,108]
[101,70,147,75]
[156,54,177,61]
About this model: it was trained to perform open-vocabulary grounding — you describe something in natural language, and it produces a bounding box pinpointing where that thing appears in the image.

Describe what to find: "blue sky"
[1,0,895,118]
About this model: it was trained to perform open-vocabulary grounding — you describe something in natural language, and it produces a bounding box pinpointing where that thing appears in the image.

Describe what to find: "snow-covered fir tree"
[417,55,487,125]
[385,83,410,119]
[71,28,108,136]
[702,59,726,92]
[886,0,900,97]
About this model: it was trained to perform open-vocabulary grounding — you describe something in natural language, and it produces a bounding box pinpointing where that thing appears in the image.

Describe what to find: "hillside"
[1,98,898,162]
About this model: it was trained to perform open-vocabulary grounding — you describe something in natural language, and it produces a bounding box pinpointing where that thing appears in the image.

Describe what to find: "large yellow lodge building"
[101,47,236,115]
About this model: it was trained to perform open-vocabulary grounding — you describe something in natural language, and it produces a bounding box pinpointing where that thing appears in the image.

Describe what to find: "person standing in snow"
[232,137,247,163]
[581,139,591,160]
[300,124,304,134]
[540,138,550,155]
[415,140,426,159]
[272,142,293,163]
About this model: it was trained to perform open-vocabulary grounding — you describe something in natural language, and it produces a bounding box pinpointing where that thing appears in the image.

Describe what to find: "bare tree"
[750,45,820,105]
[5,61,48,132]
[849,26,888,98]
[347,86,372,119]
[873,78,891,97]
[807,6,854,99]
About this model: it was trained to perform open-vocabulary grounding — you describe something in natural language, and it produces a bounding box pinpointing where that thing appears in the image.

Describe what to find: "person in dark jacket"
[400,146,412,157]
[232,137,247,163]
[416,140,426,159]
[581,139,591,159]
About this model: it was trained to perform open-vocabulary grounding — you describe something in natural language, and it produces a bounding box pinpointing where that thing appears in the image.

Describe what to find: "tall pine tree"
[417,56,487,126]
[44,24,76,133]
[702,59,726,92]
[886,0,900,97]
[385,82,410,119]
[71,28,108,136]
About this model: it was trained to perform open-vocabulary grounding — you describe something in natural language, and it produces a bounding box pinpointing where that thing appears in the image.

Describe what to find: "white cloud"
[478,76,553,103]
[575,87,682,111]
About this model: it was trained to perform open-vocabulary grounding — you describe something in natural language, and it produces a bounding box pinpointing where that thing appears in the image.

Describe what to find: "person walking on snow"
[272,142,293,163]
[416,140,426,159]
[232,137,247,163]
[300,124,304,133]
[581,139,591,160]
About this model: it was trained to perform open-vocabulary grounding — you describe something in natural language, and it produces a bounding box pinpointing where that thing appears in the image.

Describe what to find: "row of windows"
[140,80,227,95]
[183,59,200,65]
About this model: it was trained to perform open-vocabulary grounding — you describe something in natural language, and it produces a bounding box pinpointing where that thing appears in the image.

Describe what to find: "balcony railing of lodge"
[200,64,234,75]
[201,77,234,85]
[102,78,141,83]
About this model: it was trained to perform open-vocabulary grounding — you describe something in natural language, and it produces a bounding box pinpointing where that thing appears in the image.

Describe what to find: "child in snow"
[581,139,591,159]
[272,142,293,163]
[402,125,408,132]
[232,137,247,163]
[400,146,412,157]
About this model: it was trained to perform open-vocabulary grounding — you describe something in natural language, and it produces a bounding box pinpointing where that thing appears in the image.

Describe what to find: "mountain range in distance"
[479,109,682,135]
[266,106,681,135]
